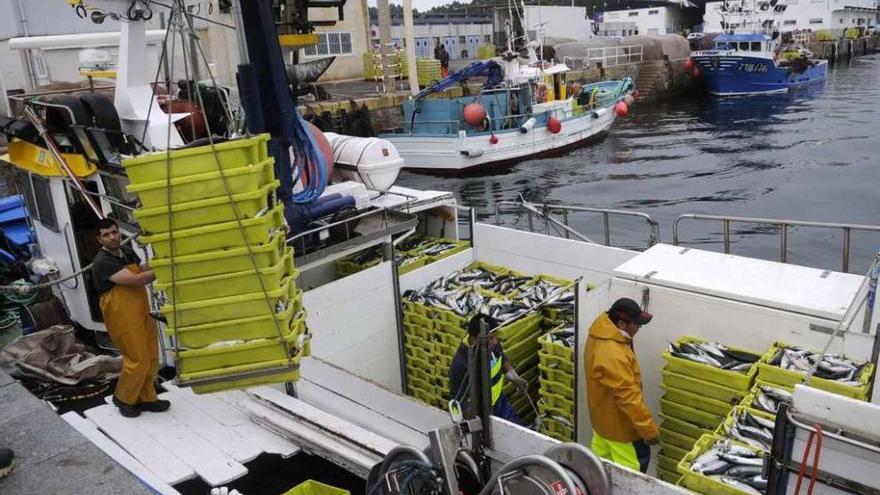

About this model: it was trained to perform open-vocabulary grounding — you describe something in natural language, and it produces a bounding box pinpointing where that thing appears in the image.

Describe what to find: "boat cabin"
[713,33,775,54]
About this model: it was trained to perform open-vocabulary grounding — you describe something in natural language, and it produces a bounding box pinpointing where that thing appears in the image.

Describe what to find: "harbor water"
[396,54,880,274]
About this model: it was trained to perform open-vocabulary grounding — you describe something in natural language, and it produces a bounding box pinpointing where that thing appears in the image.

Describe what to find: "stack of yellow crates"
[122,134,308,394]
[657,336,760,484]
[537,326,575,441]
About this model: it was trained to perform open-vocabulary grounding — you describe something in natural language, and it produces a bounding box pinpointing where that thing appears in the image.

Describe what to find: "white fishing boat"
[1,1,880,495]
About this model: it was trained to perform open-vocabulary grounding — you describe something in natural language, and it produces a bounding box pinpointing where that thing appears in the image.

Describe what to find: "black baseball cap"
[608,298,652,325]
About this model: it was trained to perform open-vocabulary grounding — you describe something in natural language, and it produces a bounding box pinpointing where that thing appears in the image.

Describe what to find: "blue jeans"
[492,394,521,425]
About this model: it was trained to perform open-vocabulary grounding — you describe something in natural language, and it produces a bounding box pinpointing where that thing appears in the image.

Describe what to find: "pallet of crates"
[496,310,543,424]
[537,326,575,442]
[756,341,874,400]
[416,58,441,86]
[123,134,309,394]
[659,336,761,468]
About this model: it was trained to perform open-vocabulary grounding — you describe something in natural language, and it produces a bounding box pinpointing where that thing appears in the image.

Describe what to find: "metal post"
[573,278,582,442]
[562,210,570,239]
[527,211,534,232]
[723,219,731,254]
[387,241,408,393]
[780,224,788,264]
[543,204,551,235]
[843,227,851,273]
[376,0,396,95]
[231,0,250,64]
[469,207,476,247]
[467,319,492,449]
[603,212,610,246]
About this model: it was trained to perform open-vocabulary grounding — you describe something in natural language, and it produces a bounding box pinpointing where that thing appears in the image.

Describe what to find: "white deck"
[614,243,864,321]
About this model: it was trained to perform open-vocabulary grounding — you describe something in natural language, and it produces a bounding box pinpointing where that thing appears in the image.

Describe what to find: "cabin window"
[31,175,59,232]
[739,42,750,50]
[304,32,353,57]
[751,42,762,51]
[784,20,797,25]
[15,169,39,223]
[648,9,659,14]
[809,18,823,24]
[628,11,639,16]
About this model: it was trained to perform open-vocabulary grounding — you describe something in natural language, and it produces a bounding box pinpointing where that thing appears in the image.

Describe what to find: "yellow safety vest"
[464,337,505,405]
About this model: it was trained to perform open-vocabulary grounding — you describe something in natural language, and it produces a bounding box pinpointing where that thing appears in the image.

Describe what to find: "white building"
[598,6,693,36]
[702,0,879,33]
[298,1,372,81]
[369,22,493,60]
[522,6,595,42]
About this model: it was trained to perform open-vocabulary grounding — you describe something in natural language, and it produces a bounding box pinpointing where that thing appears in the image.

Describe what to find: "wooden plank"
[84,405,196,485]
[62,412,182,495]
[162,382,300,458]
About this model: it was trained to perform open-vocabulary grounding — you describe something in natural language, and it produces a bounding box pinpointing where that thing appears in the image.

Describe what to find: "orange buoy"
[614,101,629,118]
[489,134,499,144]
[547,117,562,134]
[691,67,702,79]
[463,103,487,127]
[685,58,695,71]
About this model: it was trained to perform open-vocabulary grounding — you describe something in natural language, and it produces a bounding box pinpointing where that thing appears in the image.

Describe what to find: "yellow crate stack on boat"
[657,336,761,485]
[122,134,309,394]
[537,327,575,442]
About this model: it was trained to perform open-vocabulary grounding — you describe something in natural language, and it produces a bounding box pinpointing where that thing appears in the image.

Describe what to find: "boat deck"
[0,369,154,494]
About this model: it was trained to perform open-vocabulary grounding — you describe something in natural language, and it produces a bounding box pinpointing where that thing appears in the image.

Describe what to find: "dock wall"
[811,35,880,61]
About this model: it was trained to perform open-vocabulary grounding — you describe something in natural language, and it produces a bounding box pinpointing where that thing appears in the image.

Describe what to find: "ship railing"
[493,197,661,250]
[392,105,597,135]
[673,214,880,273]
[562,44,644,71]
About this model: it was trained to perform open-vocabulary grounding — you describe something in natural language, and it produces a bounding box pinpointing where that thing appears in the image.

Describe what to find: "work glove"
[507,370,528,393]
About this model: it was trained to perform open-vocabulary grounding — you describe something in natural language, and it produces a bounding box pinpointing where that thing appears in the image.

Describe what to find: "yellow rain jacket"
[585,312,659,443]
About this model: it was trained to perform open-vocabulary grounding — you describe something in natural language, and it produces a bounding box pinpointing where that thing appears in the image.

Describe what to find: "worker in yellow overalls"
[93,218,168,418]
[585,298,660,473]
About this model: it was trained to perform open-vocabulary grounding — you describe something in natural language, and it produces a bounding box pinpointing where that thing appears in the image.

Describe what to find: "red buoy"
[547,117,562,134]
[614,101,629,118]
[691,67,702,79]
[684,58,695,72]
[463,103,487,127]
[489,134,499,145]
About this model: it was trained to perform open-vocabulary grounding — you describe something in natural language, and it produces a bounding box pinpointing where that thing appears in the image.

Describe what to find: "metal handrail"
[493,198,660,249]
[673,214,880,273]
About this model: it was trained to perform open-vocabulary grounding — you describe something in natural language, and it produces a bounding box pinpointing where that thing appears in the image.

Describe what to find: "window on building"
[751,41,762,51]
[628,11,639,16]
[303,32,353,56]
[809,18,823,24]
[648,9,659,14]
[484,35,491,42]
[784,19,797,25]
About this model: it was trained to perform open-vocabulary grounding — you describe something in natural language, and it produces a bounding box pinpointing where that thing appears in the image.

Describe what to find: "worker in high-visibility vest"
[448,315,527,424]
[585,298,660,473]
[93,218,168,418]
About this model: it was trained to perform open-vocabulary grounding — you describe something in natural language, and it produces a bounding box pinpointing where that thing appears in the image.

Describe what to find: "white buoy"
[519,117,537,133]
[324,133,403,192]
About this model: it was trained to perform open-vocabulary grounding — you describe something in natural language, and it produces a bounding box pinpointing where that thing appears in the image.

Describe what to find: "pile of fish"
[548,328,575,348]
[421,242,463,258]
[518,279,570,309]
[403,284,530,322]
[720,409,776,452]
[668,341,759,373]
[451,267,531,296]
[751,385,793,415]
[767,345,866,385]
[688,440,767,494]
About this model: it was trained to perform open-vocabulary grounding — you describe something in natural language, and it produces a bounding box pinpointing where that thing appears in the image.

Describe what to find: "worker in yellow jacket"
[585,298,660,473]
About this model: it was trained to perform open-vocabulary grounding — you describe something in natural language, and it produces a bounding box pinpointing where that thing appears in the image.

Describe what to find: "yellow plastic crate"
[133,180,278,234]
[660,444,690,462]
[128,159,274,208]
[657,453,680,474]
[540,390,574,416]
[757,341,874,400]
[538,361,574,388]
[142,203,285,258]
[541,417,574,441]
[663,336,760,391]
[177,332,299,374]
[660,413,713,441]
[539,377,572,397]
[538,329,575,361]
[661,385,735,417]
[188,357,302,394]
[161,272,296,328]
[167,293,303,348]
[660,426,699,451]
[739,379,794,415]
[403,312,433,330]
[122,134,270,184]
[657,467,682,485]
[282,480,351,495]
[714,405,775,451]
[150,232,287,282]
[678,434,765,495]
[661,367,747,405]
[156,252,294,303]
[660,398,724,430]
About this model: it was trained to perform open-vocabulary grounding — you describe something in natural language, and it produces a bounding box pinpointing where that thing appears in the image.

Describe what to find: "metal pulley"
[478,443,610,495]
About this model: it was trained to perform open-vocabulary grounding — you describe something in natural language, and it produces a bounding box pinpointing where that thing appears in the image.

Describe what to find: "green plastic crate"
[176,331,298,374]
[128,159,274,208]
[677,434,765,495]
[757,341,874,400]
[282,479,351,495]
[663,336,761,391]
[661,385,737,417]
[539,361,575,388]
[540,417,574,441]
[538,328,575,361]
[143,203,285,258]
[656,467,682,485]
[660,413,714,441]
[661,367,747,405]
[660,444,690,462]
[660,426,699,451]
[150,231,287,282]
[714,405,776,452]
[122,134,270,184]
[660,398,725,430]
[657,453,680,474]
[738,379,794,415]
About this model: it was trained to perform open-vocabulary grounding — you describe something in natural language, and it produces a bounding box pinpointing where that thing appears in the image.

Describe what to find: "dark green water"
[396,54,880,273]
